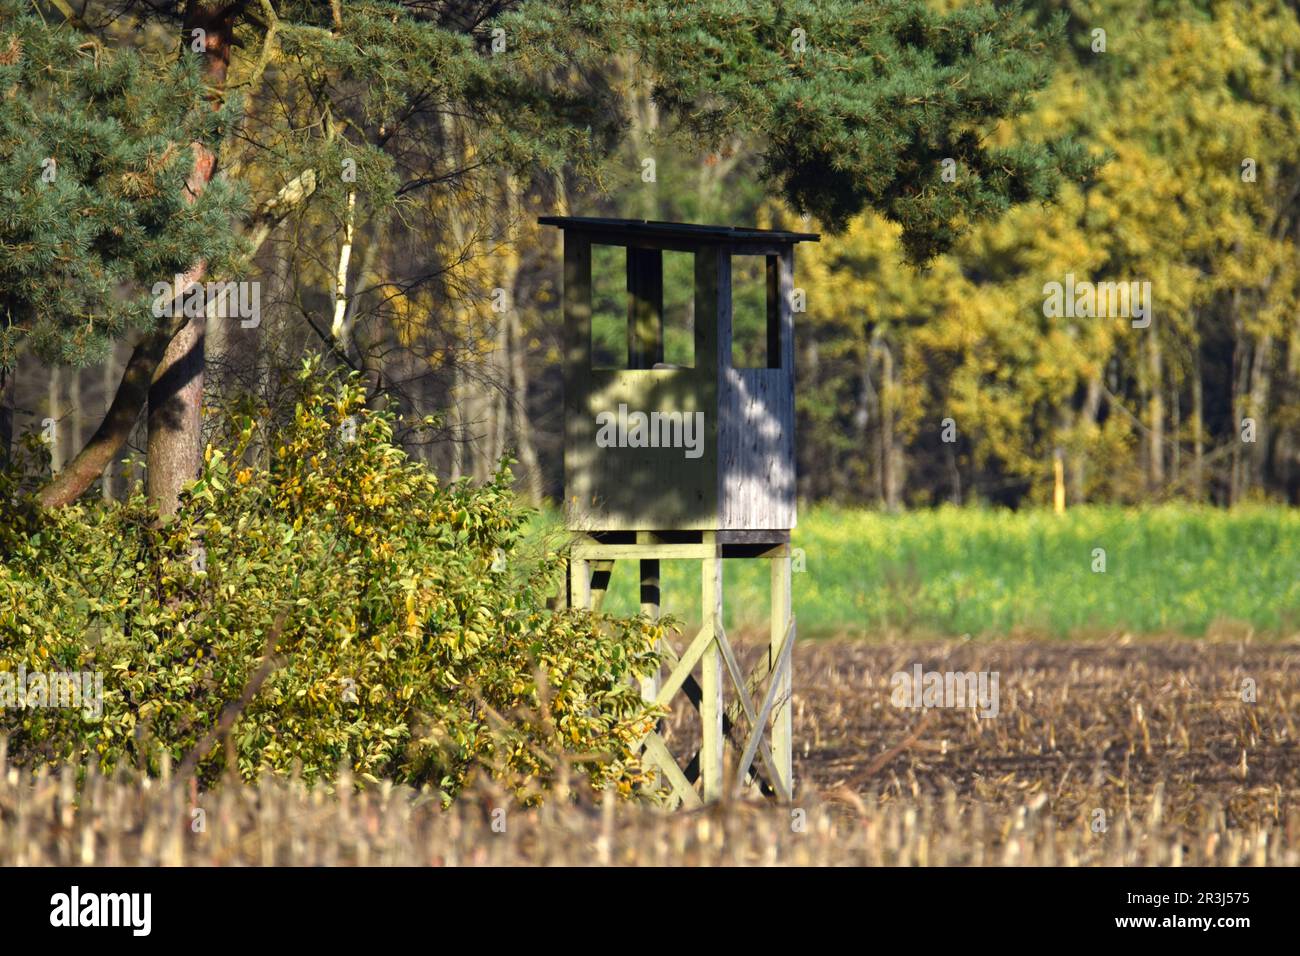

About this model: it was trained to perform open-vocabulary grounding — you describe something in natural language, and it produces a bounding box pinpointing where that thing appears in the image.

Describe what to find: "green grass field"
[527,505,1300,638]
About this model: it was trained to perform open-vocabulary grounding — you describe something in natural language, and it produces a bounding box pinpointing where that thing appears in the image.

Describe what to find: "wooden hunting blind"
[540,216,819,806]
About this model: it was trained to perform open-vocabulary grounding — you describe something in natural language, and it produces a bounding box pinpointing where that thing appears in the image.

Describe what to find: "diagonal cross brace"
[641,732,703,809]
[712,620,791,801]
[733,617,796,796]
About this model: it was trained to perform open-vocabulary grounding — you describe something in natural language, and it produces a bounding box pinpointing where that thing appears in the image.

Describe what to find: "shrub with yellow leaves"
[0,360,663,804]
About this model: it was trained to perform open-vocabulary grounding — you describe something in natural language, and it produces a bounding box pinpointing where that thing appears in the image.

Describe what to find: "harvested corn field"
[3,637,1296,866]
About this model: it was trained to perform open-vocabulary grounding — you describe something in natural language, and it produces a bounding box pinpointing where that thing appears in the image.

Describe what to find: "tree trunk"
[1146,332,1164,493]
[449,358,464,482]
[0,365,13,469]
[854,342,872,501]
[39,325,180,508]
[629,58,659,220]
[101,350,116,501]
[145,2,236,516]
[1229,290,1245,506]
[146,304,207,514]
[492,317,508,472]
[68,366,82,465]
[47,366,63,472]
[507,306,544,503]
[1068,374,1103,503]
[1248,329,1274,492]
[1192,348,1204,502]
[330,191,358,354]
[877,340,902,512]
[1169,373,1180,487]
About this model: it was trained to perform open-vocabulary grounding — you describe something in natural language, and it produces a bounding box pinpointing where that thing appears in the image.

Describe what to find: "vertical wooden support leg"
[639,558,662,790]
[771,554,794,795]
[570,557,591,610]
[700,554,724,802]
[639,559,661,700]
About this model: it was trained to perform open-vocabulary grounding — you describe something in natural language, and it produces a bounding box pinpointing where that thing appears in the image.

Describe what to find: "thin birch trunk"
[47,366,63,473]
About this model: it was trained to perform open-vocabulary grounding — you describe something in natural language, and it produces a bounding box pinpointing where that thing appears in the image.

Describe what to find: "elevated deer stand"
[540,216,818,806]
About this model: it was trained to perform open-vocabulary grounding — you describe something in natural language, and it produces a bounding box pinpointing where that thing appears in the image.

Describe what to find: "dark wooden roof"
[538,216,819,247]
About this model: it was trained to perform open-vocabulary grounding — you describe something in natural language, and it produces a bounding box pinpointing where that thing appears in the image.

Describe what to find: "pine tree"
[0,0,244,475]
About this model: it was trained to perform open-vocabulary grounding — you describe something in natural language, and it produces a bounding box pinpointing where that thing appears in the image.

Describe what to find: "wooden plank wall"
[718,367,796,529]
[718,248,796,530]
